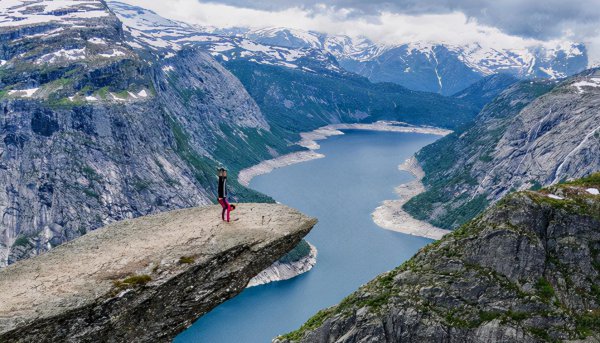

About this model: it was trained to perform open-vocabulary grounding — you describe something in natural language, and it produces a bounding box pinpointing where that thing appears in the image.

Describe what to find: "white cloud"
[117,0,597,65]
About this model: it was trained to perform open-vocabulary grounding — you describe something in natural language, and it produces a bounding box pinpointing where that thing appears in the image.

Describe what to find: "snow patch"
[586,188,599,195]
[8,88,38,97]
[572,78,600,93]
[210,43,235,52]
[98,49,126,58]
[0,0,110,28]
[162,65,174,72]
[137,90,148,97]
[126,41,143,49]
[240,40,271,53]
[110,93,126,101]
[547,194,564,200]
[0,60,6,66]
[538,67,565,79]
[85,96,97,101]
[87,37,107,45]
[37,48,86,64]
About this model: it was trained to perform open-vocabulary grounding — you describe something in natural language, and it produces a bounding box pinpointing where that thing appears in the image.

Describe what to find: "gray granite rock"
[0,203,317,342]
[276,177,600,342]
[406,68,600,229]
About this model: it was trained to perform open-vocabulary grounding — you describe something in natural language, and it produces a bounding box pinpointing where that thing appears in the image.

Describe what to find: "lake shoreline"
[238,121,452,187]
[371,156,452,240]
[181,127,448,342]
[237,121,451,286]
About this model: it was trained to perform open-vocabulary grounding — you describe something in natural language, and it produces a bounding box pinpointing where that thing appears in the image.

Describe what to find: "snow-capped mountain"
[0,0,112,27]
[107,3,587,95]
[108,2,342,73]
[230,27,588,95]
[336,40,587,95]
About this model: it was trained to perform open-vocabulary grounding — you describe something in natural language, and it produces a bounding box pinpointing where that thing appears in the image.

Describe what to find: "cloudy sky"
[120,0,600,64]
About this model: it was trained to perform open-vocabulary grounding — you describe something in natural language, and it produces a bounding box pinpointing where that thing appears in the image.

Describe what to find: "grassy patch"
[444,310,479,329]
[179,256,195,264]
[479,311,502,322]
[13,235,31,247]
[95,86,110,100]
[112,275,152,291]
[278,308,335,342]
[575,309,600,338]
[81,165,101,182]
[505,310,529,322]
[47,96,85,109]
[83,188,100,200]
[528,327,552,341]
[529,180,543,190]
[535,278,555,302]
[562,172,600,188]
[132,178,151,192]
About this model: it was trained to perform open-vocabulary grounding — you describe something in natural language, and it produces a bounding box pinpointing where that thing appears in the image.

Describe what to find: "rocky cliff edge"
[0,203,316,342]
[277,174,599,342]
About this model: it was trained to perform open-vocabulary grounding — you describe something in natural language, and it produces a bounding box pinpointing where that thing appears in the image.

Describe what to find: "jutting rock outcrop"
[0,203,317,342]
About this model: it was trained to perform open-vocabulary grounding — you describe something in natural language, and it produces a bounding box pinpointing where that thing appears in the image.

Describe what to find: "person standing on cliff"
[218,168,232,222]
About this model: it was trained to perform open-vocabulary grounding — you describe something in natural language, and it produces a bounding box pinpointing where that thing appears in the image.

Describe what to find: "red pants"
[218,198,230,222]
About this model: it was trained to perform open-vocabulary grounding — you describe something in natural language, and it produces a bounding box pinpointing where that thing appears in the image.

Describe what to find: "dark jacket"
[218,176,227,198]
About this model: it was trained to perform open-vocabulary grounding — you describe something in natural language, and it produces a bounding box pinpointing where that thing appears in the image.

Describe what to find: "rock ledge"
[0,203,316,342]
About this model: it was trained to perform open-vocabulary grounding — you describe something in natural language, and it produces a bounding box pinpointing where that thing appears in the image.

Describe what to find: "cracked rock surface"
[0,203,316,342]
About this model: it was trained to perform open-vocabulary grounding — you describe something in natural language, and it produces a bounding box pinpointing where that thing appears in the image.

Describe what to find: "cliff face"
[0,203,317,342]
[277,174,600,342]
[405,68,600,229]
[0,0,291,266]
[452,73,519,109]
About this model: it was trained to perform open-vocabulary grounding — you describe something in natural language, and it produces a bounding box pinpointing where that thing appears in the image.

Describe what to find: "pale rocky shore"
[298,121,452,150]
[239,121,451,187]
[238,151,325,187]
[372,156,452,240]
[247,242,318,287]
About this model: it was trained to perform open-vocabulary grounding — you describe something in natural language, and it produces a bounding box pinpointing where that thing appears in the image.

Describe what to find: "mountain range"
[0,0,591,267]
[106,2,588,95]
[232,27,588,95]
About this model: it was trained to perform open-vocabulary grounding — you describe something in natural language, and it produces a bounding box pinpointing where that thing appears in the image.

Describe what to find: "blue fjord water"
[175,130,440,343]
